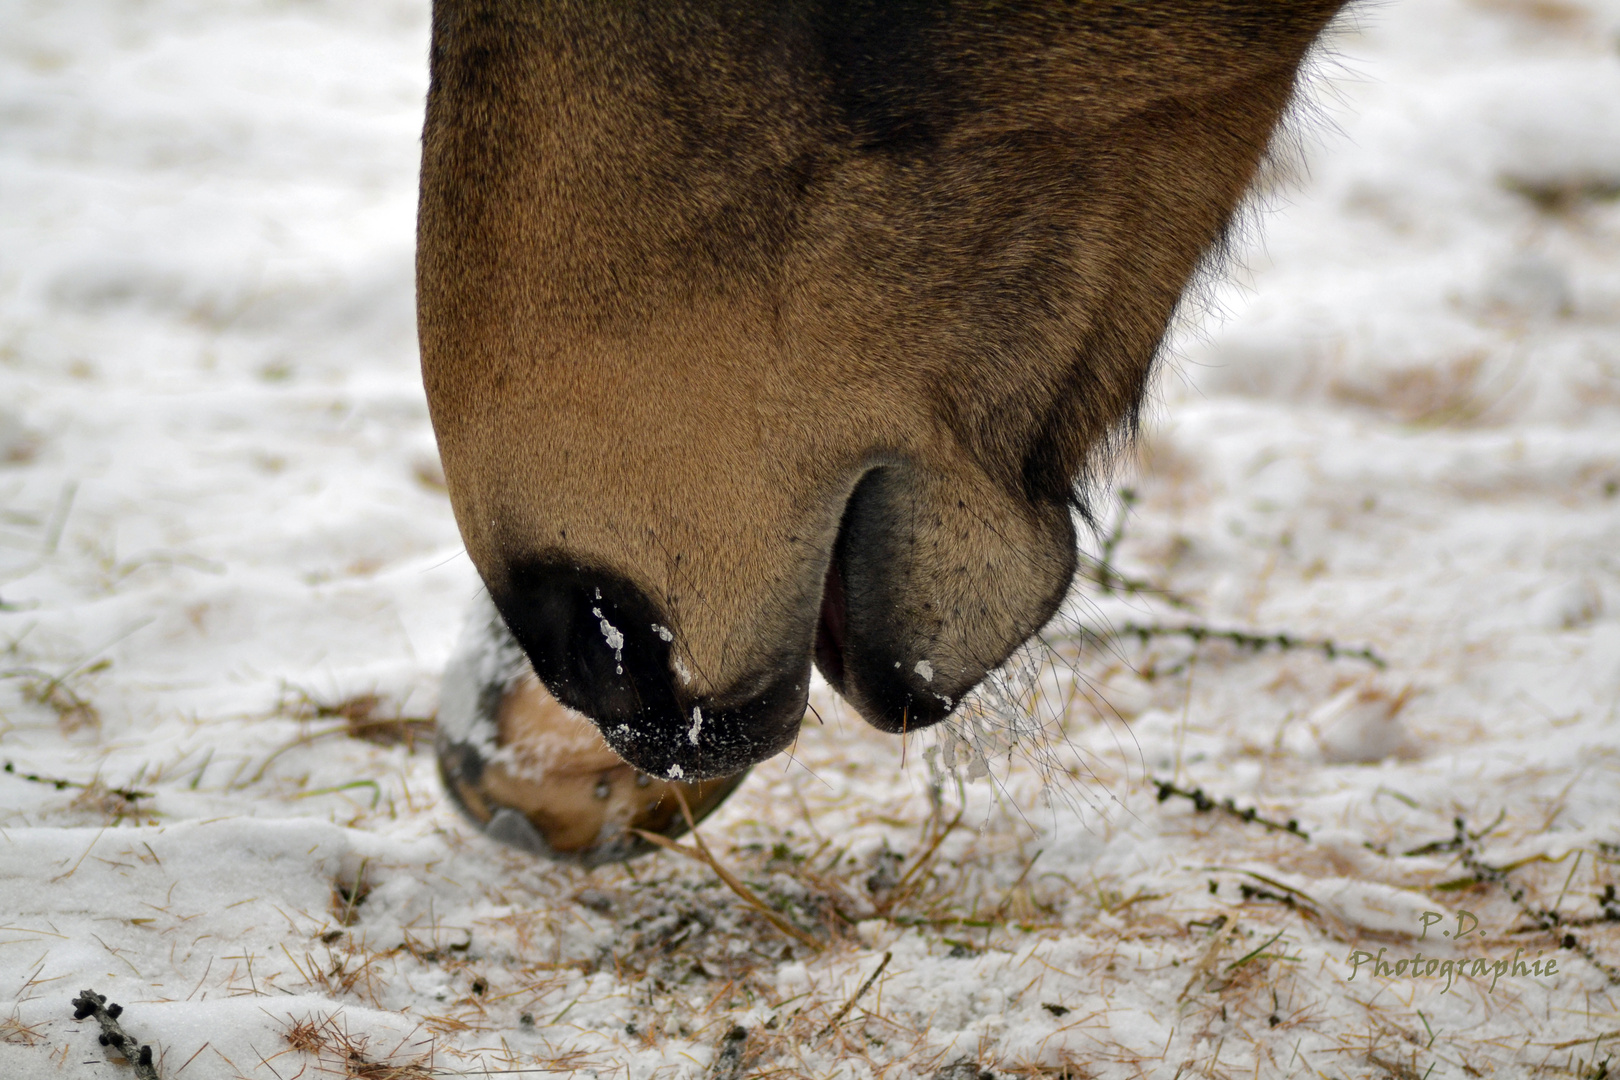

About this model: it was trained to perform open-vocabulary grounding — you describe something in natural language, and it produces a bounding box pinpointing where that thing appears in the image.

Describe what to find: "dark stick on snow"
[1114,623,1387,671]
[4,761,151,803]
[71,990,161,1080]
[1448,818,1620,986]
[1153,779,1311,841]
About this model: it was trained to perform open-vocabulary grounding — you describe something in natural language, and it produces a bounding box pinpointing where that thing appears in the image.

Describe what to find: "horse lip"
[806,465,963,735]
[812,553,847,690]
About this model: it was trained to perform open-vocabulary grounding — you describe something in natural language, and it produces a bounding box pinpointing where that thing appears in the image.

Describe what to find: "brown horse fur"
[418,1,1350,781]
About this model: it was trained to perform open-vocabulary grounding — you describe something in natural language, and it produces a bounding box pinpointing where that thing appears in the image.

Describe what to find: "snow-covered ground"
[3,1,1619,1077]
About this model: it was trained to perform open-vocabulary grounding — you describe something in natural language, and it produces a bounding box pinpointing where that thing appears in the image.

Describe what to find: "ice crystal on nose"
[591,607,625,673]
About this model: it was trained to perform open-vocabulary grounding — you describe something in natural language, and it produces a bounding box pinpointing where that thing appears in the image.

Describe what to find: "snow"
[3,1,1619,1077]
[592,609,625,669]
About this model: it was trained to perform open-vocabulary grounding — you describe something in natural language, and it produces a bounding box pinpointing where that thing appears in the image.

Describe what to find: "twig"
[1114,621,1393,670]
[3,761,152,803]
[71,989,161,1079]
[1084,622,1386,677]
[1212,868,1324,916]
[1100,488,1136,570]
[1450,817,1620,986]
[1401,809,1505,857]
[631,791,822,952]
[1078,556,1197,611]
[1076,490,1198,610]
[1153,779,1310,841]
[817,952,891,1038]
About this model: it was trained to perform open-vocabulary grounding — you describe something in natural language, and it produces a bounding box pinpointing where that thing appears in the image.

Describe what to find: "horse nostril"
[492,562,679,728]
[486,560,807,779]
[435,591,751,865]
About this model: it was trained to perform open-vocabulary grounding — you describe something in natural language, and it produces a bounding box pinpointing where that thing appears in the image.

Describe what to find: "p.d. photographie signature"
[1346,910,1559,993]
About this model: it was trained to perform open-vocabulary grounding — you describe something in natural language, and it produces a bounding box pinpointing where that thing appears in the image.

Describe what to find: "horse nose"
[489,561,809,780]
[492,563,680,730]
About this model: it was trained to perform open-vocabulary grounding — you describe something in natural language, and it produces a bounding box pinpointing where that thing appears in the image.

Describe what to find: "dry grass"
[275,1013,436,1079]
[279,937,392,1007]
[1502,175,1620,216]
[1470,0,1593,27]
[0,1013,46,1047]
[273,688,435,751]
[232,688,436,800]
[1329,352,1509,428]
[0,658,106,734]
